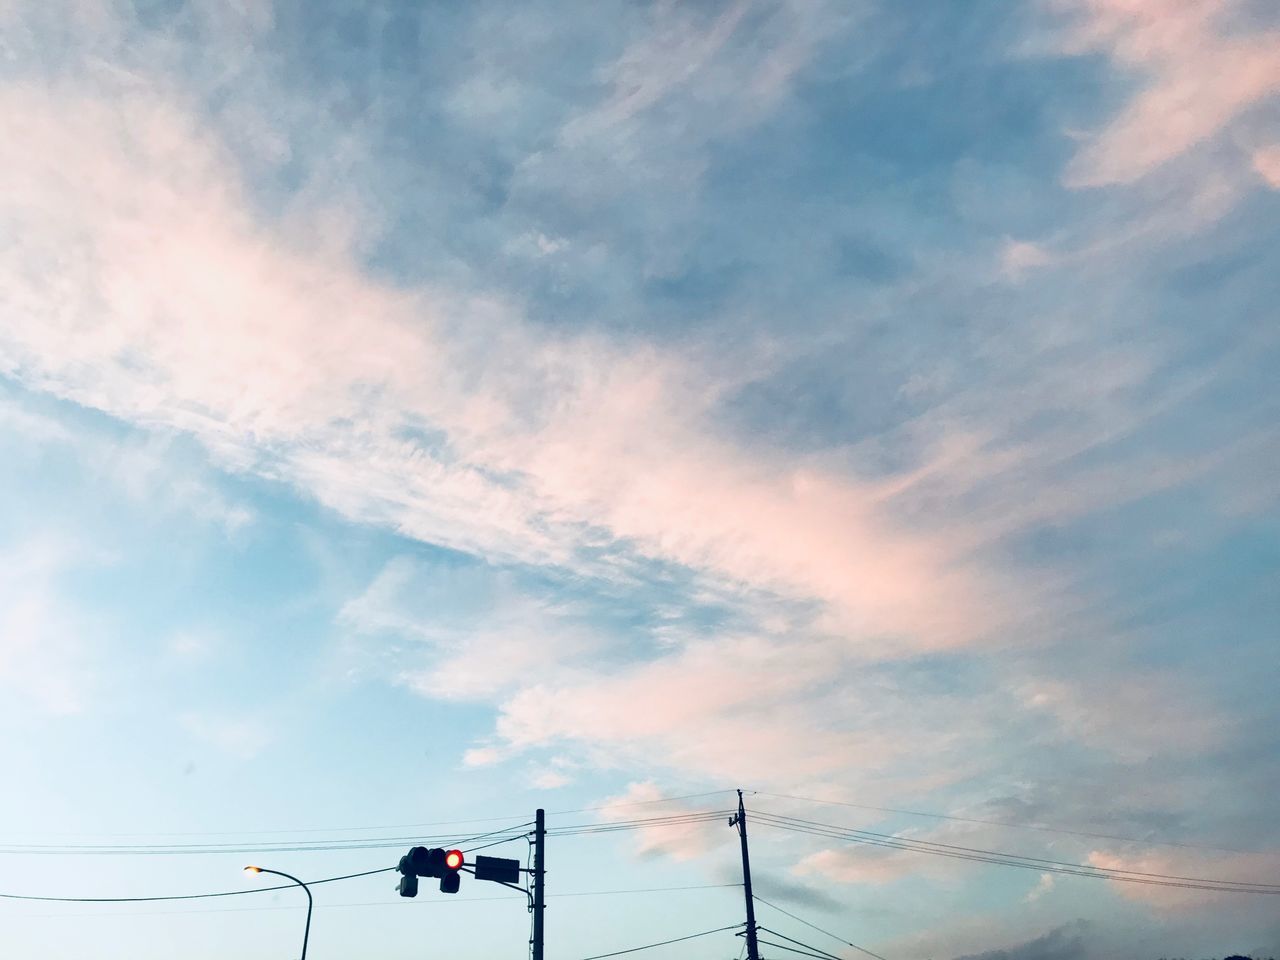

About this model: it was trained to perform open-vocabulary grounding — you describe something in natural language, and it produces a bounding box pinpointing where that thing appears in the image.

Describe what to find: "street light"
[244,865,313,960]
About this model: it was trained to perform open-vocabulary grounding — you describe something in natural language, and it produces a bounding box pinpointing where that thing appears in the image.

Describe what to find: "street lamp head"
[239,865,311,960]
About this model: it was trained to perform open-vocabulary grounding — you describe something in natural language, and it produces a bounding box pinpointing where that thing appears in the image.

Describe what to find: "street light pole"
[245,866,313,960]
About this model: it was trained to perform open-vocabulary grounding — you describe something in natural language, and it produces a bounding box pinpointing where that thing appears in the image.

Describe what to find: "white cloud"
[1085,847,1280,910]
[595,782,727,862]
[1000,239,1055,279]
[179,711,273,759]
[339,558,609,702]
[530,769,571,790]
[1025,872,1055,902]
[0,12,1272,931]
[0,536,101,715]
[0,73,1015,659]
[1015,670,1227,759]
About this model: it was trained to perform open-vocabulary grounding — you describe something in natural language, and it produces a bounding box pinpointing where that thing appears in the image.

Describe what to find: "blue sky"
[1,1,1278,958]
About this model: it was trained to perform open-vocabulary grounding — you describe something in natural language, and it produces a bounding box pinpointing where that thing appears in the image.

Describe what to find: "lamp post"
[244,865,313,960]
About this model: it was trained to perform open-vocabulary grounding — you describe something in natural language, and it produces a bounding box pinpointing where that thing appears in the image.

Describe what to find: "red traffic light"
[444,849,465,871]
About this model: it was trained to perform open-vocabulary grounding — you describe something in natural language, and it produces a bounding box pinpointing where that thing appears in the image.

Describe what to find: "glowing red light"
[444,849,464,870]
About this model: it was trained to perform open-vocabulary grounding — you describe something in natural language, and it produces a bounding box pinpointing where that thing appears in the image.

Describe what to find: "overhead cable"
[750,811,1280,894]
[756,938,842,960]
[749,790,1246,854]
[577,923,743,960]
[0,866,395,904]
[754,895,890,960]
[0,822,533,858]
[1,882,741,919]
[0,789,734,843]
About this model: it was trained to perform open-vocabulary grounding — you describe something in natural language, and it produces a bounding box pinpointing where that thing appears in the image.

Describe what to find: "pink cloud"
[1085,847,1280,909]
[1054,0,1280,186]
[1253,144,1280,188]
[0,80,1004,654]
[594,782,728,862]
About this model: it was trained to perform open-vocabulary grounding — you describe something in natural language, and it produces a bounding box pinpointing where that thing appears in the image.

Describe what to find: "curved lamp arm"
[245,866,313,960]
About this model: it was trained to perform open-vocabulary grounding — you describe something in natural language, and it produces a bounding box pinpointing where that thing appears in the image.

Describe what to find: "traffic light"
[398,846,465,895]
[397,849,423,897]
[441,849,464,894]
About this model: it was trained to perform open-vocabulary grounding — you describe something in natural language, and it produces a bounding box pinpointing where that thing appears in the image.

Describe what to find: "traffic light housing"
[397,850,423,897]
[398,846,465,895]
[440,849,464,893]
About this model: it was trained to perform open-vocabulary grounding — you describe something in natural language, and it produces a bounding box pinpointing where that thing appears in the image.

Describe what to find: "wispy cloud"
[2,4,1278,953]
[1053,0,1280,188]
[0,536,102,715]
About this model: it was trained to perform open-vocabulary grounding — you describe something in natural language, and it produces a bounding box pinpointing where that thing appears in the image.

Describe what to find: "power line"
[546,810,732,839]
[0,790,736,844]
[0,866,396,904]
[0,808,731,856]
[0,813,534,841]
[577,923,743,960]
[555,882,740,898]
[552,790,735,816]
[0,882,742,919]
[754,896,889,960]
[0,821,534,858]
[756,938,840,960]
[462,833,535,854]
[757,927,846,960]
[748,790,1246,855]
[750,812,1280,895]
[752,811,1280,889]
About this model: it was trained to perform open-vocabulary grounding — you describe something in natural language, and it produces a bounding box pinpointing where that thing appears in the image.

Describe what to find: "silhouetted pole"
[532,808,546,960]
[731,789,761,960]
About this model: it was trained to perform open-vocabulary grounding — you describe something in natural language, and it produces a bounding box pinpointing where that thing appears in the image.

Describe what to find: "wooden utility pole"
[532,808,546,960]
[731,789,761,960]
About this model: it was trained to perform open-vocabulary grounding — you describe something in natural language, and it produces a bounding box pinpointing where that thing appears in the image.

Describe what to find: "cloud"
[530,769,571,790]
[0,61,1012,660]
[517,0,855,227]
[1052,0,1280,187]
[1084,848,1280,910]
[0,387,254,535]
[1015,669,1228,760]
[1001,240,1055,279]
[748,872,846,913]
[485,633,896,781]
[1025,873,1056,903]
[1253,144,1280,188]
[179,711,273,760]
[952,921,1089,960]
[794,844,921,888]
[595,782,729,862]
[338,558,609,701]
[0,536,102,715]
[2,13,1277,955]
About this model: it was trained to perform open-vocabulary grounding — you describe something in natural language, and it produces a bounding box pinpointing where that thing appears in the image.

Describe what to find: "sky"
[0,0,1278,958]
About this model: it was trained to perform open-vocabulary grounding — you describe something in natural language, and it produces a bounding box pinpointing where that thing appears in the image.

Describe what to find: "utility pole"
[532,807,546,960]
[730,789,761,960]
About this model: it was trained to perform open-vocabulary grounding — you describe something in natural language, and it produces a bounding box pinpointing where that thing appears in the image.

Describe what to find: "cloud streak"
[1054,0,1280,187]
